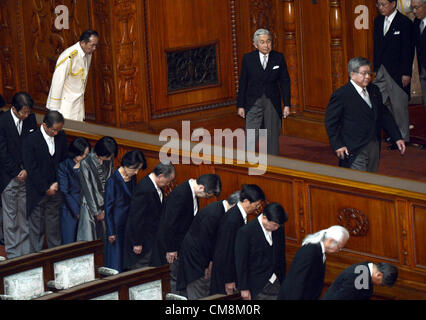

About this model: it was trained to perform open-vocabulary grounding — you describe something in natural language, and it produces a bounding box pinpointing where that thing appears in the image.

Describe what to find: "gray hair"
[348,57,371,77]
[302,225,349,247]
[153,161,175,178]
[227,190,241,206]
[253,28,271,44]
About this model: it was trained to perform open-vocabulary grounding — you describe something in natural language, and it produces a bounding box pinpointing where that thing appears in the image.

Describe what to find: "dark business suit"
[325,81,402,172]
[57,158,81,244]
[23,128,67,252]
[277,243,325,300]
[105,169,135,272]
[176,201,226,296]
[322,262,374,300]
[414,17,426,111]
[0,110,37,258]
[150,180,197,293]
[123,174,164,270]
[210,204,245,295]
[235,216,286,299]
[373,10,414,141]
[237,50,291,155]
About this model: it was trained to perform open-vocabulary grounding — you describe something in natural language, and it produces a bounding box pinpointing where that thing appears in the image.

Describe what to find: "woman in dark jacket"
[58,137,90,244]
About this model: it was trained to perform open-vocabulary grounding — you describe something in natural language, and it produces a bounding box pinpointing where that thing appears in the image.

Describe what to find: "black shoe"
[421,144,426,150]
[387,143,399,150]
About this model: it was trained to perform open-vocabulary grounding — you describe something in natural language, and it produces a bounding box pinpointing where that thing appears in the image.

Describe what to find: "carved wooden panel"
[412,204,426,269]
[308,185,399,262]
[144,0,236,118]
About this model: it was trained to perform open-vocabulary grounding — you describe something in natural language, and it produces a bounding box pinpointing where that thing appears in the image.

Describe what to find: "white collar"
[385,9,397,24]
[77,42,88,59]
[258,51,269,61]
[320,241,326,255]
[237,201,248,224]
[368,263,373,277]
[257,214,272,246]
[222,200,228,212]
[10,108,20,126]
[350,79,367,95]
[40,125,54,142]
[149,173,161,192]
[188,179,197,200]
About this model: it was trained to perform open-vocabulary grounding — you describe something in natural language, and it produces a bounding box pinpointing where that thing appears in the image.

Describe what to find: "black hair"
[263,202,288,225]
[11,92,34,111]
[43,110,64,127]
[239,184,265,203]
[79,30,99,43]
[196,174,221,197]
[153,161,176,178]
[375,263,398,287]
[94,136,118,158]
[68,137,91,159]
[121,150,147,170]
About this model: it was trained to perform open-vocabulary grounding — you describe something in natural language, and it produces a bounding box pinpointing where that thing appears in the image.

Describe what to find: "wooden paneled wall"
[64,127,426,299]
[0,1,419,141]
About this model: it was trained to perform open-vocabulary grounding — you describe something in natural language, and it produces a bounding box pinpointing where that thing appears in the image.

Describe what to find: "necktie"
[421,20,425,34]
[17,120,22,135]
[362,88,372,108]
[262,55,267,70]
[157,188,163,203]
[384,17,390,35]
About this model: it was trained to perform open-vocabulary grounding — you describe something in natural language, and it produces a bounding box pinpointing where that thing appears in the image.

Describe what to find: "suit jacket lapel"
[116,170,132,197]
[148,177,162,206]
[348,82,374,115]
[5,111,20,139]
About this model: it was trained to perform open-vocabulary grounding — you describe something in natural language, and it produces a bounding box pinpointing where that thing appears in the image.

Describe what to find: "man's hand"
[395,139,406,155]
[335,146,349,159]
[133,245,142,255]
[17,169,27,182]
[283,106,290,118]
[402,75,411,87]
[166,251,178,264]
[237,108,245,119]
[240,289,251,300]
[96,210,105,221]
[225,282,236,295]
[108,235,116,244]
[46,182,59,196]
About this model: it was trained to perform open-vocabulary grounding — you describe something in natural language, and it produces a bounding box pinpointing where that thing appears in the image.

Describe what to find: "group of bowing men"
[0,92,399,300]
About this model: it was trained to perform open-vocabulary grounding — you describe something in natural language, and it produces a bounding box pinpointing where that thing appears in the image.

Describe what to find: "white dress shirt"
[149,173,163,203]
[40,125,55,156]
[237,201,248,224]
[320,241,326,263]
[188,179,198,216]
[257,214,277,283]
[10,108,22,135]
[259,52,269,70]
[384,9,397,35]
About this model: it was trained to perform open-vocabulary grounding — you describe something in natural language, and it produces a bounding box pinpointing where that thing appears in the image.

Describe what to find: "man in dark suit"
[278,225,349,300]
[322,262,398,300]
[210,184,266,296]
[325,57,405,172]
[235,203,288,300]
[237,28,291,155]
[23,111,67,253]
[0,92,38,258]
[150,174,222,294]
[176,190,240,299]
[123,161,176,270]
[373,0,414,147]
[0,93,4,246]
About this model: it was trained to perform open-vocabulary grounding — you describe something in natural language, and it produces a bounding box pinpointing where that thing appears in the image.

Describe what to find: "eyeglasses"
[356,71,373,77]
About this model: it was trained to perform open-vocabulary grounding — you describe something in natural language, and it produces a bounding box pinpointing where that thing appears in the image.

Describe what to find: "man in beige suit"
[46,30,99,121]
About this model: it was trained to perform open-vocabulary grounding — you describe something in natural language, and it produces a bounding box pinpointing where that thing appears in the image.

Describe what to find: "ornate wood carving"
[166,44,219,93]
[0,1,17,101]
[337,208,369,237]
[329,0,345,91]
[250,0,274,38]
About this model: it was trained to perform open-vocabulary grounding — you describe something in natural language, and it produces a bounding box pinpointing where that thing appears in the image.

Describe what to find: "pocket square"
[273,65,280,70]
[393,31,400,35]
[29,129,34,132]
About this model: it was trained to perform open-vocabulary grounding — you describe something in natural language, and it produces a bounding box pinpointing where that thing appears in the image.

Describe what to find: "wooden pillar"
[329,0,346,91]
